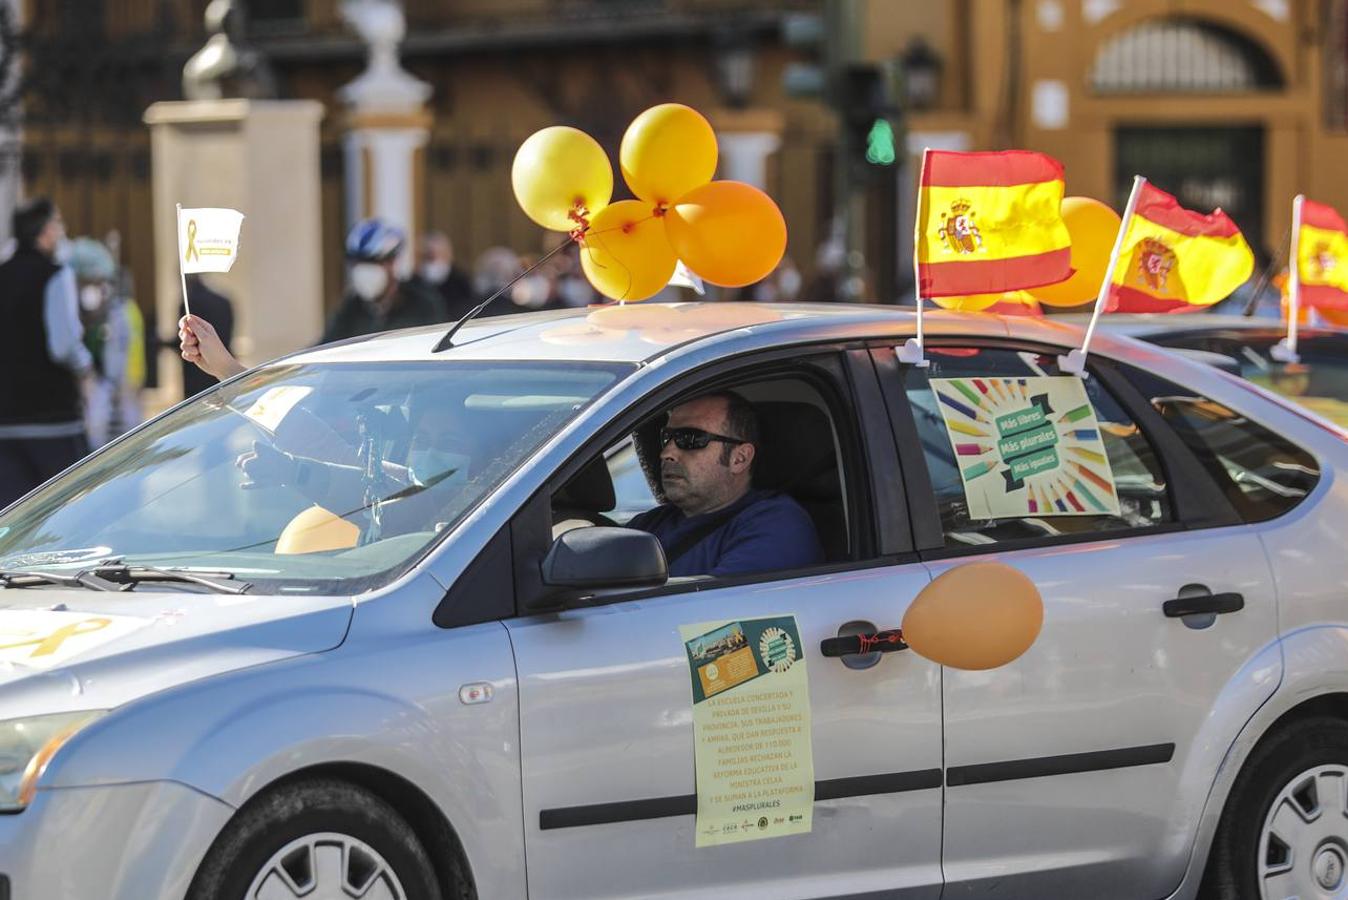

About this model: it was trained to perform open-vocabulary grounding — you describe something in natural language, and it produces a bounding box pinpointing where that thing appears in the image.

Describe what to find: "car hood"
[0,589,352,716]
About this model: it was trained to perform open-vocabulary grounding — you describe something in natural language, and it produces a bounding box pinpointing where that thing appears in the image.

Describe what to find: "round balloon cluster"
[511,104,788,302]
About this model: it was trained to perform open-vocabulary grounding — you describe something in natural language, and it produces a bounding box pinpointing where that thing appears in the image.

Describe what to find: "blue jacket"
[628,489,824,578]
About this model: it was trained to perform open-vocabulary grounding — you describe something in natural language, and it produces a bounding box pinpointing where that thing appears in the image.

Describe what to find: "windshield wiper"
[0,569,122,591]
[87,564,250,595]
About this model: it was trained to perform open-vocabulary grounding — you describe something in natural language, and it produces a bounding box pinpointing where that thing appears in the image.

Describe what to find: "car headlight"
[0,711,105,811]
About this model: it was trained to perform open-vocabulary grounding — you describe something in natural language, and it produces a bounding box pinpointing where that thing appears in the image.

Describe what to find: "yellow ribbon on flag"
[184,219,199,264]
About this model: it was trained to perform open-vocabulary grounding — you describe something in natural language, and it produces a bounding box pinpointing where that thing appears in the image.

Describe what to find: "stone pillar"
[339,0,432,278]
[709,109,785,191]
[144,100,325,405]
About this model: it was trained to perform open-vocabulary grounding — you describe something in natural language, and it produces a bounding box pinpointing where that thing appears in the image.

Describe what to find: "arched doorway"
[1090,17,1284,260]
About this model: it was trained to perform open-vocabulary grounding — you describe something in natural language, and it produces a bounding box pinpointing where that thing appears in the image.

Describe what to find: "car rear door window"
[1121,368,1321,522]
[1149,331,1348,427]
[902,347,1172,548]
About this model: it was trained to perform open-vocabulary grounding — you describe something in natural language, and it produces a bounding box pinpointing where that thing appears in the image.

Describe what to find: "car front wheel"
[1203,716,1348,900]
[188,778,443,900]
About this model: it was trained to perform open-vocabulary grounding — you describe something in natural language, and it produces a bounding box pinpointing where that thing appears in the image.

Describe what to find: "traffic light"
[839,63,901,180]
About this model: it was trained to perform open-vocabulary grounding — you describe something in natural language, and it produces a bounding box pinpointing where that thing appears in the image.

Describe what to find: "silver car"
[0,303,1344,900]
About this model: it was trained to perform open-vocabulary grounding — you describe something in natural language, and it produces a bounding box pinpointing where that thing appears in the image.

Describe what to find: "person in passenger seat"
[628,391,823,577]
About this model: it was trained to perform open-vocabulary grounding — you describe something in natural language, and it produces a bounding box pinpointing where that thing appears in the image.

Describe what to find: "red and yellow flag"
[1297,198,1348,310]
[916,150,1071,297]
[1106,182,1254,313]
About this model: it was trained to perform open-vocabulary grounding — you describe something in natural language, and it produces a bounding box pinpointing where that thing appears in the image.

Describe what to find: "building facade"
[16,0,1348,380]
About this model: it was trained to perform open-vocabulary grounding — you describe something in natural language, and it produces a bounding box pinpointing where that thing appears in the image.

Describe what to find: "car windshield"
[0,360,629,595]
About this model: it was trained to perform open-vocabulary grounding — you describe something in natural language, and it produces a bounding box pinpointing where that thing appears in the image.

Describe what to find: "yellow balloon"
[664,181,787,288]
[621,103,718,206]
[902,562,1044,670]
[933,293,1001,312]
[580,200,678,302]
[512,126,614,232]
[275,505,360,555]
[1028,196,1122,307]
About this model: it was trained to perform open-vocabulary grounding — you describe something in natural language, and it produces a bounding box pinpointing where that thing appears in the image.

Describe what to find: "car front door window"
[903,347,1172,549]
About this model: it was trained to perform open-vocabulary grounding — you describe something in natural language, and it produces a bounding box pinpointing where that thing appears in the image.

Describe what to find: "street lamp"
[713,33,756,109]
[900,37,942,111]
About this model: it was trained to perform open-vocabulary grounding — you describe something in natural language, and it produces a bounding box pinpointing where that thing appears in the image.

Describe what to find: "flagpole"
[1061,174,1145,376]
[1274,194,1305,363]
[897,147,930,367]
[176,203,191,318]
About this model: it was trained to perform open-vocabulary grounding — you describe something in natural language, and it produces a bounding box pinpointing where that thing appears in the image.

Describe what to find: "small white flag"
[177,206,245,274]
[668,260,705,296]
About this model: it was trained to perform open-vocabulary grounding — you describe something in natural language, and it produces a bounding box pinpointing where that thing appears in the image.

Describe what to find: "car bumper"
[0,781,233,900]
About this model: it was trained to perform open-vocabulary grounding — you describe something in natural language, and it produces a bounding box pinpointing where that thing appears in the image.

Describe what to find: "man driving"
[627,392,823,577]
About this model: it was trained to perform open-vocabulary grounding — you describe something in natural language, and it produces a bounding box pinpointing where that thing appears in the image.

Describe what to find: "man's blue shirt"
[628,489,824,577]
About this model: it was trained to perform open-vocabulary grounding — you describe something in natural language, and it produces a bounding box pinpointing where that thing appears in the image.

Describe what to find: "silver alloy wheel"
[244,831,407,900]
[1260,764,1348,899]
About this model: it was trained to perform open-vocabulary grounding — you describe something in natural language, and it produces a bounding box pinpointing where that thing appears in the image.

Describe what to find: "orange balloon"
[1028,196,1122,308]
[275,505,360,555]
[580,200,678,302]
[664,181,787,288]
[902,562,1044,670]
[620,104,718,206]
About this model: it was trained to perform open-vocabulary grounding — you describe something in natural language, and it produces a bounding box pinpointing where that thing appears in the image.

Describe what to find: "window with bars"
[1089,17,1282,94]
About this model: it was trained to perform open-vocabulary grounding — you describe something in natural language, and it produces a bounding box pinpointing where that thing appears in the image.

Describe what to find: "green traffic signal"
[865,118,896,166]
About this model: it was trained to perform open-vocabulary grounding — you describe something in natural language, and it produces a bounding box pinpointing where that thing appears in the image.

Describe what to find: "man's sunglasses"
[659,426,747,451]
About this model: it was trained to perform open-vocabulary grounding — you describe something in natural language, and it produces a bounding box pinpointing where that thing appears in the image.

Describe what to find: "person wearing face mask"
[70,237,145,447]
[0,198,96,506]
[319,218,447,345]
[408,230,478,320]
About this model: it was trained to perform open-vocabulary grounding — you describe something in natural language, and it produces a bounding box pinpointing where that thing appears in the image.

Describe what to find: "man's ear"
[732,442,756,473]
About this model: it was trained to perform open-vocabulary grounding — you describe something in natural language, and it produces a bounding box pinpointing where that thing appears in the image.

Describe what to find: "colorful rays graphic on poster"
[931,376,1121,520]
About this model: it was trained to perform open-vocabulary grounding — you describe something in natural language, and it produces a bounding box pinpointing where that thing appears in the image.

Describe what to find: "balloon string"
[582,227,635,302]
[579,211,663,303]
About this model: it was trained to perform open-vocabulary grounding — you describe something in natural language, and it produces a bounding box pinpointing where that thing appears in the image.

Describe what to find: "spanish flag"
[1106,182,1254,313]
[916,150,1072,297]
[1296,198,1348,310]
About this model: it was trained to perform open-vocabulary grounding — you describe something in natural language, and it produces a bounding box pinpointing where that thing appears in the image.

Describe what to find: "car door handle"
[1163,591,1244,618]
[820,628,909,658]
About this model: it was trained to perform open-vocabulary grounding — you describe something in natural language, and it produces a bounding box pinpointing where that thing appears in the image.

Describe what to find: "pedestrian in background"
[321,218,446,343]
[0,198,93,506]
[71,237,145,446]
[409,229,477,320]
[179,274,234,398]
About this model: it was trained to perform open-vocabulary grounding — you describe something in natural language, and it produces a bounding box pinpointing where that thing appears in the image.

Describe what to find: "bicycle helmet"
[345,218,406,263]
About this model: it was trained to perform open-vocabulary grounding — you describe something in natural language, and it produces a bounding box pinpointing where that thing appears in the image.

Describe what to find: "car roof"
[285,302,1106,366]
[1055,312,1348,340]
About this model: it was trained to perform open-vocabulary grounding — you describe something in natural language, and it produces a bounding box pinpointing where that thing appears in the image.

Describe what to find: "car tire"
[187,777,445,900]
[1201,715,1348,900]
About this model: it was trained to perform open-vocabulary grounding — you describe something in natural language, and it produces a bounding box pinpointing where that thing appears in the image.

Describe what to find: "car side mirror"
[540,526,668,603]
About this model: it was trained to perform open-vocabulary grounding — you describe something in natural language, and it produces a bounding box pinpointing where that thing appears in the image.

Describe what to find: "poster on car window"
[930,376,1121,521]
[679,614,814,847]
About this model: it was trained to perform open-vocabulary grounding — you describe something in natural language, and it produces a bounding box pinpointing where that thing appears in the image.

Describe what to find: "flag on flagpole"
[177,207,245,274]
[916,150,1072,297]
[1295,198,1348,311]
[1104,182,1254,313]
